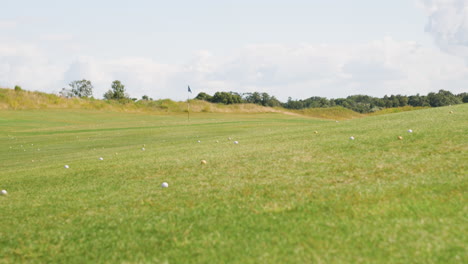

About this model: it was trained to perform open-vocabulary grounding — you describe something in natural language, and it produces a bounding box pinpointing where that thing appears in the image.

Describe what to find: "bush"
[103,80,128,100]
[14,85,22,92]
[69,80,93,98]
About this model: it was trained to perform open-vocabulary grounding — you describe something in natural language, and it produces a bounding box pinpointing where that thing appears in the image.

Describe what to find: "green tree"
[243,92,262,104]
[103,80,128,100]
[69,79,93,98]
[284,97,305,109]
[395,94,409,107]
[195,92,213,102]
[427,90,462,107]
[111,80,126,99]
[211,92,242,104]
[103,90,114,100]
[408,94,429,106]
[244,92,281,107]
[265,96,282,107]
[59,88,74,98]
[457,92,468,103]
[302,96,331,108]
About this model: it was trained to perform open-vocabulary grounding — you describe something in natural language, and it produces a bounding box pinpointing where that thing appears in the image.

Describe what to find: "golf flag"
[187,85,191,121]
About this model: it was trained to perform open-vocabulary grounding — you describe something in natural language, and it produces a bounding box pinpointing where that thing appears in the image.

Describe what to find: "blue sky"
[1,0,467,100]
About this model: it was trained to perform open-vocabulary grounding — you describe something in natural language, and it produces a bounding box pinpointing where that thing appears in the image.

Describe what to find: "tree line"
[59,79,134,101]
[195,90,467,113]
[58,79,467,113]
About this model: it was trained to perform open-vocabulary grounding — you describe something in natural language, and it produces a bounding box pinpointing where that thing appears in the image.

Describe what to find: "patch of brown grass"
[0,88,279,114]
[286,106,364,120]
[369,106,430,116]
[3,87,413,121]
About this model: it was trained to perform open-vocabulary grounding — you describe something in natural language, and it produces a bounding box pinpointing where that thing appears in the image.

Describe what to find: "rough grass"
[287,106,364,120]
[0,88,277,114]
[369,106,431,116]
[0,104,466,263]
[0,87,429,121]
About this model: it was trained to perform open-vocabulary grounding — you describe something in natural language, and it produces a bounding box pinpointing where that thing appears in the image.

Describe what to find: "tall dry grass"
[287,106,364,120]
[368,105,430,115]
[0,88,278,114]
[0,87,429,120]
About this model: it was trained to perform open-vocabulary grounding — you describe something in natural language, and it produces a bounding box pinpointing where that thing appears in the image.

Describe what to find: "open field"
[0,104,467,263]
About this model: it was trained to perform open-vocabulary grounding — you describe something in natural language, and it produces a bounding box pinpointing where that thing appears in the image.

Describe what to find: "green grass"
[0,105,467,263]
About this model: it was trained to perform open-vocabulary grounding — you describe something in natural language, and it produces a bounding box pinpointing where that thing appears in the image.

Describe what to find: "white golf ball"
[1,190,7,195]
[99,157,104,160]
[64,165,69,169]
[161,182,169,188]
[349,136,355,140]
[142,148,145,151]
[234,141,239,144]
[408,129,413,133]
[197,140,201,143]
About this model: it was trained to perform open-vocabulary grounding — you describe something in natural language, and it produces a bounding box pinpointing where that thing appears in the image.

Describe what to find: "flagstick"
[187,94,190,122]
[187,85,192,121]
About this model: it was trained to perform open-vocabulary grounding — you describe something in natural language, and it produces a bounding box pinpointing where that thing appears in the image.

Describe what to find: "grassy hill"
[1,87,291,113]
[0,87,405,120]
[0,88,279,113]
[0,102,466,263]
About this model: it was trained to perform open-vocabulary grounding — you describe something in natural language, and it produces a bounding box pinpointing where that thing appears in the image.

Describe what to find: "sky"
[1,0,468,101]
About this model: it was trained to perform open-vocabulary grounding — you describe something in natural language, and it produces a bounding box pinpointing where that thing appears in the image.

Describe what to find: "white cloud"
[61,56,175,99]
[0,20,17,29]
[187,38,468,100]
[40,34,74,41]
[0,42,65,91]
[420,0,468,60]
[1,37,467,101]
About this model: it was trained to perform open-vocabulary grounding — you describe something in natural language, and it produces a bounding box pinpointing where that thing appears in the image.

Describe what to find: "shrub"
[69,80,93,98]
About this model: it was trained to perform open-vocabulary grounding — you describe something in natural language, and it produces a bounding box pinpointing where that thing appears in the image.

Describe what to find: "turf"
[0,105,467,263]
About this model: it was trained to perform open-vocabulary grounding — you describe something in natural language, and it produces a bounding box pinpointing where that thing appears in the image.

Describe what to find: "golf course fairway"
[0,105,466,263]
